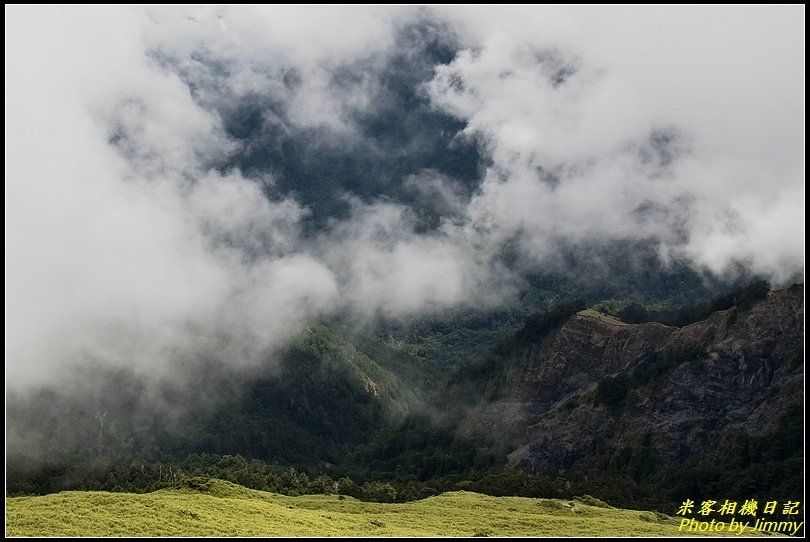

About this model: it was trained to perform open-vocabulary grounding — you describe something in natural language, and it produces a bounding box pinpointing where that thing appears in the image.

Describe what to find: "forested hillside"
[8,282,803,518]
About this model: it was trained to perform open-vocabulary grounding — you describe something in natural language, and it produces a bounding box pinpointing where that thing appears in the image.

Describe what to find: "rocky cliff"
[458,285,803,475]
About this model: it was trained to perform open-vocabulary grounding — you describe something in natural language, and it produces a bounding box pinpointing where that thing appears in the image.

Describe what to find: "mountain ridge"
[6,283,803,515]
[357,283,802,509]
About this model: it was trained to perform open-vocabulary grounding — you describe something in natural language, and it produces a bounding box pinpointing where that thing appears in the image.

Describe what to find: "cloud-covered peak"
[5,6,804,387]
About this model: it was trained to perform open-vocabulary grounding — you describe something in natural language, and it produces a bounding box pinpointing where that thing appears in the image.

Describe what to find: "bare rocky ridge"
[460,285,804,473]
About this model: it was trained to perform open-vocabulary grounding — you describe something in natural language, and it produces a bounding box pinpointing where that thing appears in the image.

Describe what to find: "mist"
[6,4,804,399]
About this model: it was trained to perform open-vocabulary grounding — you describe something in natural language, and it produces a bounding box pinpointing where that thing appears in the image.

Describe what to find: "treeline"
[515,300,587,345]
[611,280,770,326]
[5,453,577,504]
[6,454,392,501]
[6,400,802,515]
[441,300,587,405]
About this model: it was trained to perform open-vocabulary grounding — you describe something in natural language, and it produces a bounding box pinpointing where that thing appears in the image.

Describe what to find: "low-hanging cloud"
[5,6,343,387]
[431,6,804,280]
[5,6,804,391]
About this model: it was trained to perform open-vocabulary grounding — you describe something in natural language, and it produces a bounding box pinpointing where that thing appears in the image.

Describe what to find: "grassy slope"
[8,479,714,537]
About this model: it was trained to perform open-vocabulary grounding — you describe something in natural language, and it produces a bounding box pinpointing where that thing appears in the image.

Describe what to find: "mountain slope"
[467,285,803,472]
[164,322,425,465]
[358,284,803,509]
[7,322,424,473]
[6,283,803,514]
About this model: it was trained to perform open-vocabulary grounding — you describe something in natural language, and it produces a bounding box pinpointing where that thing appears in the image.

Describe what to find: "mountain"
[7,282,803,516]
[186,322,424,465]
[502,285,802,474]
[6,322,423,470]
[354,283,804,509]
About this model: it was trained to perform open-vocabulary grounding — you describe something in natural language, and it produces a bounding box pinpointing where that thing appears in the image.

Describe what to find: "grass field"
[4,478,734,537]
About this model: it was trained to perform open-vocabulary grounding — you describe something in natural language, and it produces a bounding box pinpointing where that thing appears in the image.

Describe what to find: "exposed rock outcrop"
[461,285,804,474]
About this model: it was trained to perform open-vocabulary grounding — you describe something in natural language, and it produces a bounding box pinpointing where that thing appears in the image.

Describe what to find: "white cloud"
[430,5,805,278]
[5,6,340,386]
[4,5,804,389]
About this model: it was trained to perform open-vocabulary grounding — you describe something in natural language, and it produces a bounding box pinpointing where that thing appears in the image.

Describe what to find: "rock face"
[463,285,804,473]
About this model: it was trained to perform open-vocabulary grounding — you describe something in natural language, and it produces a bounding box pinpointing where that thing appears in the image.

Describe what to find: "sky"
[5,6,805,387]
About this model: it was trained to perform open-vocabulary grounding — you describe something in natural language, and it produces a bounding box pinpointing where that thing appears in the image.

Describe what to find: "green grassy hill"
[7,478,711,537]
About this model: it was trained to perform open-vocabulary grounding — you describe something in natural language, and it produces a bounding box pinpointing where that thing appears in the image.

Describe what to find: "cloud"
[5,6,340,387]
[318,200,508,318]
[430,6,804,280]
[5,5,804,392]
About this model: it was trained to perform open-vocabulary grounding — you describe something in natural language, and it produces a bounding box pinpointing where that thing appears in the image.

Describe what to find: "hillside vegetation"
[6,283,802,521]
[6,479,694,537]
